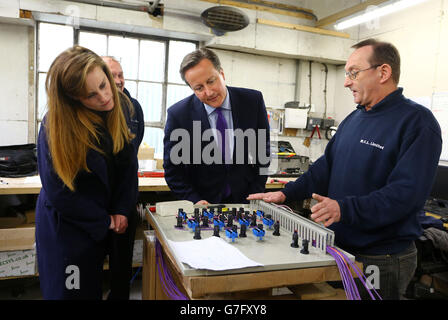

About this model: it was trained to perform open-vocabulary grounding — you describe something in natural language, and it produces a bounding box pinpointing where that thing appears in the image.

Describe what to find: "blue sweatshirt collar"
[357,87,403,113]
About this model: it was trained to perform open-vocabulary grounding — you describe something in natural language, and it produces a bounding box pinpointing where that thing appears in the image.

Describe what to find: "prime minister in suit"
[163,48,270,204]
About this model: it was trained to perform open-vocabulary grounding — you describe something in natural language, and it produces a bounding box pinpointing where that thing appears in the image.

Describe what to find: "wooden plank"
[142,234,155,299]
[315,0,390,28]
[199,0,315,20]
[0,176,288,195]
[257,18,350,39]
[0,227,35,251]
[289,282,338,300]
[184,264,343,299]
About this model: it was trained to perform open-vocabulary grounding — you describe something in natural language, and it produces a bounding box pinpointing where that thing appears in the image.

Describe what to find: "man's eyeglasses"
[345,64,381,80]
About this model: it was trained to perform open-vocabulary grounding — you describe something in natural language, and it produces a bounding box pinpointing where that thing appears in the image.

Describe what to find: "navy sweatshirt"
[282,88,442,255]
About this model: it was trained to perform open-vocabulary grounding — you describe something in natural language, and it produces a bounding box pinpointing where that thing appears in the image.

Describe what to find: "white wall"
[357,0,448,97]
[3,0,445,163]
[0,23,31,145]
[216,49,297,108]
[0,0,355,156]
[355,0,448,160]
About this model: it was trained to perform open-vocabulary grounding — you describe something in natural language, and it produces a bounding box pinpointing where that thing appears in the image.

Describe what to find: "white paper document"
[167,236,263,271]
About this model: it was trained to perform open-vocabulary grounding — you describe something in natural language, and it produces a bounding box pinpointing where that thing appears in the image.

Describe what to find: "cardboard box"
[0,215,26,229]
[155,158,163,170]
[138,146,155,160]
[0,227,36,278]
[0,210,35,229]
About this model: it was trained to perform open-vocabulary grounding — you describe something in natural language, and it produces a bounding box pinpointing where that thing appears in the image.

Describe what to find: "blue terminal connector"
[262,217,274,229]
[177,208,187,221]
[187,219,198,232]
[213,218,225,231]
[225,228,238,242]
[252,227,265,241]
[238,218,250,227]
[205,210,214,220]
[256,210,264,218]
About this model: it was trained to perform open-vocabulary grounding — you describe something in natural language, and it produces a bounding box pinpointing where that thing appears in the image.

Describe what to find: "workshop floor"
[0,269,143,300]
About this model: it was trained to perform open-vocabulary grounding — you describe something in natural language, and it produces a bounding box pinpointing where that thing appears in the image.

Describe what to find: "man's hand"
[195,200,210,205]
[111,214,128,234]
[247,191,286,204]
[310,193,341,227]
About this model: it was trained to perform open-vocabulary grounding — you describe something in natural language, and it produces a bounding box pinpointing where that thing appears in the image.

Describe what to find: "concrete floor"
[0,269,143,300]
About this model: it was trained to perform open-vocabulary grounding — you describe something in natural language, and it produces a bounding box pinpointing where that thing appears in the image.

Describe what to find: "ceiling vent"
[201,6,249,36]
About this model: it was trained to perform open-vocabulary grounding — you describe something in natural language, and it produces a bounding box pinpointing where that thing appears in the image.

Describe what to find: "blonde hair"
[45,45,134,191]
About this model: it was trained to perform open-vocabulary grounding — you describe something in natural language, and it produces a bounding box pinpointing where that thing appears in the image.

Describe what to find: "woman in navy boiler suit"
[36,46,138,299]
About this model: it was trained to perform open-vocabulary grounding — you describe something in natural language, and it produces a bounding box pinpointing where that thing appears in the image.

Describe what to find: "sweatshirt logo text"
[360,139,384,150]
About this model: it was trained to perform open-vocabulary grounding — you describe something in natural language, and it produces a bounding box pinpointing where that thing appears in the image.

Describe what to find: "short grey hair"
[179,48,222,85]
[352,39,401,84]
[101,56,122,64]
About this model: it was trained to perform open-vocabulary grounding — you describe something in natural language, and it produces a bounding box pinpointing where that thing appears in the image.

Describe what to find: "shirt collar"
[204,88,231,116]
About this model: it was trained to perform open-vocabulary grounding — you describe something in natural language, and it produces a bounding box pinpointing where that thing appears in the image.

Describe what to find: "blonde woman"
[35,46,138,299]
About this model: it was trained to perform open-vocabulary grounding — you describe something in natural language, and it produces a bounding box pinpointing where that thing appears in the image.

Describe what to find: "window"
[37,22,197,154]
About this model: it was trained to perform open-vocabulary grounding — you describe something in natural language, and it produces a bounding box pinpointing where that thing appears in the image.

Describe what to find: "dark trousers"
[106,206,138,300]
[355,242,417,300]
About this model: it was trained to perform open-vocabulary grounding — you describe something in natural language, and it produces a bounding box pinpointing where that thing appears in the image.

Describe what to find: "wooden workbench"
[143,208,358,300]
[0,175,297,195]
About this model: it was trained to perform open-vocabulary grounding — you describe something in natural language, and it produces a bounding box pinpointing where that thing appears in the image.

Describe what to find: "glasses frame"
[345,64,381,80]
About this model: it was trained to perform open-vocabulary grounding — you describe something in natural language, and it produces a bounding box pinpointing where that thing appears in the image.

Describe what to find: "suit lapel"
[228,87,241,161]
[228,87,241,131]
[191,96,210,130]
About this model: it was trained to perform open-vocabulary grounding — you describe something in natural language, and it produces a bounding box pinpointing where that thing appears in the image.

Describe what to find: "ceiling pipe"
[68,0,162,16]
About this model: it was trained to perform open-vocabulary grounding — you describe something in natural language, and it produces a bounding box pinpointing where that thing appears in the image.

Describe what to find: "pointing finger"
[312,193,325,202]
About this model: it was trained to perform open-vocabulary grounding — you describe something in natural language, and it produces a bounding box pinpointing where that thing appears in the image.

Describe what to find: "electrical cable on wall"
[322,63,328,119]
[308,61,312,110]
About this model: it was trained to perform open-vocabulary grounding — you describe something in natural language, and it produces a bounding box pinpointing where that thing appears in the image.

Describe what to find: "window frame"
[36,22,197,140]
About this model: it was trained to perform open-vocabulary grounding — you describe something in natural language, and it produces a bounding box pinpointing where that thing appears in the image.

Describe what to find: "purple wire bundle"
[155,239,189,300]
[326,246,382,300]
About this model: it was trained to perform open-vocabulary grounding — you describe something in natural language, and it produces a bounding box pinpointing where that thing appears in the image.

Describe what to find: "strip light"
[334,0,428,30]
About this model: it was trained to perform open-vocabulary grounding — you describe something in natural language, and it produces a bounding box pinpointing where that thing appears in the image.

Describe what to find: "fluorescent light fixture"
[334,0,428,30]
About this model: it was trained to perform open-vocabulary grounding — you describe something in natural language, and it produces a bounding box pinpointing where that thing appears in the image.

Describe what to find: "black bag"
[0,144,37,178]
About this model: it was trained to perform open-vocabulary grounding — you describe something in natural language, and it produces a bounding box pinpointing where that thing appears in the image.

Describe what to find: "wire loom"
[155,239,188,300]
[155,239,382,300]
[326,246,382,300]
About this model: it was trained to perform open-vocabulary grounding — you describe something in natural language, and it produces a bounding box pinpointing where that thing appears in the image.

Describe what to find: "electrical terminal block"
[225,226,238,242]
[187,219,199,232]
[238,217,250,227]
[252,224,265,241]
[213,218,225,231]
[262,215,274,230]
[256,210,264,218]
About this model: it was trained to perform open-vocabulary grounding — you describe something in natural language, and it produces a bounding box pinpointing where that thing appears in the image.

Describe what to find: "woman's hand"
[111,214,128,234]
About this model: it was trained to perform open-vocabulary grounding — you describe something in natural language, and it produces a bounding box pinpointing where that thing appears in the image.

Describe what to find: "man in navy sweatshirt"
[248,39,442,300]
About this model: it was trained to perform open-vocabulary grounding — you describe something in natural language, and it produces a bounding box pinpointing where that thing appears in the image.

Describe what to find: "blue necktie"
[215,108,231,199]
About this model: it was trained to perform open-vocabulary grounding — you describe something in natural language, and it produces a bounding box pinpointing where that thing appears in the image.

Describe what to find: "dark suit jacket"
[163,86,270,204]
